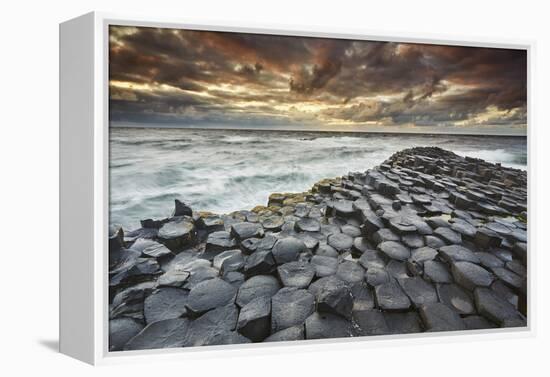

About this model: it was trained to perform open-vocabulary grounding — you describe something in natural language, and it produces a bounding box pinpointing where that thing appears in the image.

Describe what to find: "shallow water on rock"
[109,127,527,230]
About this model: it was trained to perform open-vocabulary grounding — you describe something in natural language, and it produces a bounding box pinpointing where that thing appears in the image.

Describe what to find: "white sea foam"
[109,128,527,230]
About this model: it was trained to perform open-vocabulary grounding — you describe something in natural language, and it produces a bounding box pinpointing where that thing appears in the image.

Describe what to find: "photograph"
[107,25,528,352]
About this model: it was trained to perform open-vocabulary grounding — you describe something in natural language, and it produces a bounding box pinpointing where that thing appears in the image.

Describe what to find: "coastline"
[108,146,527,351]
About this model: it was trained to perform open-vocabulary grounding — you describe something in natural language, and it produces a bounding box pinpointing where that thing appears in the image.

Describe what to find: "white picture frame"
[59,11,535,365]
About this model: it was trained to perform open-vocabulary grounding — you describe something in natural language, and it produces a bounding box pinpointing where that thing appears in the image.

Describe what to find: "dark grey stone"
[350,282,375,311]
[271,287,315,332]
[397,277,438,308]
[384,312,422,334]
[372,228,400,244]
[272,237,306,264]
[310,255,338,277]
[463,315,497,330]
[158,217,196,251]
[352,309,390,336]
[419,302,466,332]
[434,227,462,244]
[378,241,410,261]
[452,262,494,291]
[358,250,386,270]
[436,283,475,315]
[365,267,392,287]
[231,222,264,241]
[243,249,276,277]
[236,275,281,307]
[144,287,189,324]
[186,278,237,316]
[305,312,352,339]
[374,282,411,311]
[295,218,321,232]
[124,318,190,350]
[109,318,145,351]
[237,296,271,342]
[327,233,354,252]
[278,261,315,288]
[309,276,353,319]
[474,287,524,326]
[423,260,453,284]
[439,245,480,264]
[205,231,237,254]
[264,325,305,342]
[336,260,365,284]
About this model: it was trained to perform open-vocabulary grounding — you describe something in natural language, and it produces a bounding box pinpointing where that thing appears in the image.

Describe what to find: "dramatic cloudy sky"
[109,25,527,135]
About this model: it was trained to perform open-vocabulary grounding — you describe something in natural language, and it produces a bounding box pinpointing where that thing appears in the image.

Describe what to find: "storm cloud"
[109,25,527,134]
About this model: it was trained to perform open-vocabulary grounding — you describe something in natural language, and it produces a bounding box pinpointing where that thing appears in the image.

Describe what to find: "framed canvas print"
[59,12,532,365]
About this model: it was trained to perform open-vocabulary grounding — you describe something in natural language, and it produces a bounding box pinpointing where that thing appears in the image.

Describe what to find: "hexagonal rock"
[433,227,462,244]
[389,216,417,234]
[358,250,386,270]
[182,304,240,347]
[374,282,411,311]
[450,219,477,238]
[397,277,438,308]
[425,235,446,249]
[272,237,306,264]
[157,217,196,251]
[237,296,271,342]
[327,233,354,252]
[230,222,264,241]
[423,261,453,284]
[186,278,237,316]
[271,287,315,332]
[506,260,527,278]
[158,267,190,287]
[124,318,190,350]
[384,312,422,334]
[109,317,144,351]
[295,218,321,233]
[243,249,276,277]
[336,260,365,284]
[372,228,400,244]
[365,267,392,287]
[352,237,373,257]
[474,287,524,326]
[305,312,352,339]
[439,245,480,264]
[213,249,243,270]
[261,216,284,232]
[386,260,409,279]
[492,267,525,290]
[436,283,475,315]
[350,282,375,311]
[419,302,466,332]
[308,276,353,319]
[315,244,339,258]
[132,239,173,258]
[310,255,338,278]
[352,309,390,336]
[401,234,425,249]
[474,227,502,248]
[451,262,494,291]
[378,241,411,261]
[333,200,357,219]
[363,214,384,235]
[236,275,281,308]
[475,252,505,269]
[410,246,438,264]
[264,325,305,342]
[205,231,237,254]
[144,287,189,324]
[278,261,315,288]
[463,315,497,330]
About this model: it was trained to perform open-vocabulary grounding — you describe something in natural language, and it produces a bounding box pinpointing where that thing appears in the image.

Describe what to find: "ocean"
[109,127,527,231]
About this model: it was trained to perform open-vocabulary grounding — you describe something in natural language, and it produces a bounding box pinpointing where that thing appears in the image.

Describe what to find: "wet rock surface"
[110,147,527,351]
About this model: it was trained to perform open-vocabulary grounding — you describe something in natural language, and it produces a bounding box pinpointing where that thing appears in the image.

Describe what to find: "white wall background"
[1,0,548,374]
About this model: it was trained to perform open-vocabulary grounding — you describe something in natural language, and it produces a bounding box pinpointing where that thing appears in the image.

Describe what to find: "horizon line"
[109,123,527,138]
